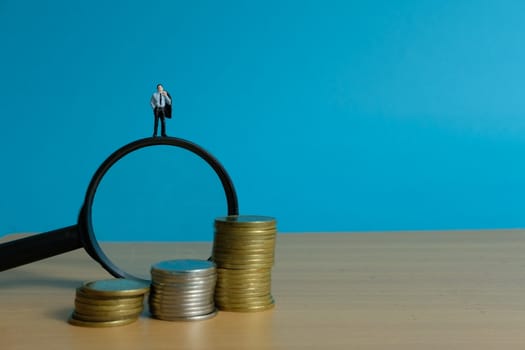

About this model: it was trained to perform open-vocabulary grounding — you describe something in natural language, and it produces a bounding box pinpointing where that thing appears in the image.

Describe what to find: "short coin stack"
[148,259,217,321]
[212,215,277,312]
[69,279,149,327]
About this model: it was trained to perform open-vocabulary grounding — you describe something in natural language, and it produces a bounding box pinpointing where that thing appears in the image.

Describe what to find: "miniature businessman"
[150,83,172,137]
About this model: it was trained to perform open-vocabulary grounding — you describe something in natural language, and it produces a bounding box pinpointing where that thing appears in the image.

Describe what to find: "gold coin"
[215,290,271,298]
[214,230,277,237]
[213,251,274,258]
[216,270,270,275]
[214,232,276,238]
[215,285,271,292]
[74,301,143,313]
[215,289,272,295]
[213,242,275,249]
[216,273,270,278]
[215,221,276,227]
[72,310,142,322]
[214,241,276,246]
[215,237,275,242]
[68,314,139,327]
[215,284,271,291]
[215,263,274,269]
[216,275,271,281]
[216,267,271,273]
[73,304,143,317]
[215,214,276,223]
[215,298,272,308]
[212,250,274,257]
[212,252,274,259]
[216,277,271,282]
[214,222,277,229]
[215,289,271,295]
[216,283,271,290]
[216,277,271,283]
[81,279,150,297]
[215,243,275,250]
[212,260,274,266]
[216,273,271,278]
[212,255,274,261]
[216,284,271,289]
[75,295,144,307]
[75,288,144,301]
[214,231,276,238]
[214,225,276,231]
[216,296,273,304]
[212,244,275,251]
[216,302,275,312]
[216,269,271,275]
[213,245,275,252]
[214,299,267,305]
[74,298,143,309]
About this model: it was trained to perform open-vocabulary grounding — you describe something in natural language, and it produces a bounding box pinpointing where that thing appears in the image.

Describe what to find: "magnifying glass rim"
[77,137,239,281]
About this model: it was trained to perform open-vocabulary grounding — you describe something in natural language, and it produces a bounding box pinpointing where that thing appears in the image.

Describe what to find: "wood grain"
[2,230,525,349]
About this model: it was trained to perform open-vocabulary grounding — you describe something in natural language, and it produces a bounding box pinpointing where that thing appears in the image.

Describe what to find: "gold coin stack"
[148,259,218,321]
[69,279,149,327]
[212,215,277,312]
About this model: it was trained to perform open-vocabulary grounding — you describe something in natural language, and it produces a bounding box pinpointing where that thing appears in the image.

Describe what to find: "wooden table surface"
[2,230,525,349]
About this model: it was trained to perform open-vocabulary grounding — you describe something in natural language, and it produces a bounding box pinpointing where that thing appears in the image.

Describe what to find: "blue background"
[2,1,525,240]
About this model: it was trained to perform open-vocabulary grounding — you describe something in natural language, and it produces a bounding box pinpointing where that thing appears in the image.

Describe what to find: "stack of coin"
[212,215,276,312]
[69,279,149,327]
[148,259,217,321]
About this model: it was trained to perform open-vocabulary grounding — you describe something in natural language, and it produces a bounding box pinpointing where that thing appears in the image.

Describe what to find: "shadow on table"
[49,307,76,322]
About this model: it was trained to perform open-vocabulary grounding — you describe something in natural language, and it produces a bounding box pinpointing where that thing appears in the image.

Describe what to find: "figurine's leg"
[153,112,159,137]
[161,116,167,137]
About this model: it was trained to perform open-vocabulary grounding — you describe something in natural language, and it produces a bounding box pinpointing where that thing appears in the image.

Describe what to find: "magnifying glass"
[0,137,238,281]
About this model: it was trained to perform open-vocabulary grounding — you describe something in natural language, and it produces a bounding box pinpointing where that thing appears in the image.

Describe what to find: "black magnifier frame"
[0,137,239,280]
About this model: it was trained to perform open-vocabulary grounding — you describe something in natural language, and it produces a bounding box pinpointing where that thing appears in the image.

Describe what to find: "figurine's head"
[157,84,164,92]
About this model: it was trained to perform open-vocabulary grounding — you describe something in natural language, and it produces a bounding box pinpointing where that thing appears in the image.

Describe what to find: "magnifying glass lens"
[91,145,226,280]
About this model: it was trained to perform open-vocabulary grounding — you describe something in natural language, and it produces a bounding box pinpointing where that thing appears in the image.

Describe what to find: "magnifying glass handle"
[0,225,82,272]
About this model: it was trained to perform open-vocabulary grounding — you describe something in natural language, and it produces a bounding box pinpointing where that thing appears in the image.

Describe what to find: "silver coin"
[151,285,216,293]
[151,279,216,287]
[149,294,213,302]
[151,309,218,322]
[152,274,217,282]
[151,260,216,275]
[149,301,215,310]
[149,303,215,314]
[151,305,216,317]
[151,272,217,281]
[149,295,214,305]
[150,288,214,296]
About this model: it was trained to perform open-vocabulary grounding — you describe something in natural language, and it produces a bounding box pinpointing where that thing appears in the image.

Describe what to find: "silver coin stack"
[148,259,218,321]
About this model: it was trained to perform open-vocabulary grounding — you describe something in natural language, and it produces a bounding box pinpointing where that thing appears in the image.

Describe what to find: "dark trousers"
[153,107,167,136]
